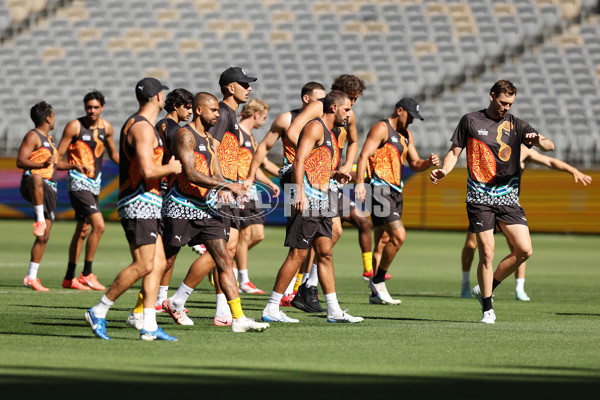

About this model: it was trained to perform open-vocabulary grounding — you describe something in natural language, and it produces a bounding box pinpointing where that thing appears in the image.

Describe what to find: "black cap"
[135,77,168,99]
[218,67,257,86]
[395,98,424,120]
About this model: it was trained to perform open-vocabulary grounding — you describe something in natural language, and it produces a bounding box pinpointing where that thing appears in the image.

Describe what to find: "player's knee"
[93,221,106,235]
[287,248,307,262]
[517,246,532,261]
[317,252,332,265]
[465,239,477,251]
[464,245,477,255]
[332,231,342,243]
[480,248,494,264]
[254,231,265,242]
[333,223,343,237]
[388,230,405,247]
[36,234,50,245]
[139,262,154,276]
[30,174,43,185]
[79,225,91,239]
[357,217,370,232]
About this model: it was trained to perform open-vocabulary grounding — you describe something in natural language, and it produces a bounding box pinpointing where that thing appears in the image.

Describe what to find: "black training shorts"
[370,185,403,227]
[466,203,528,233]
[121,218,161,246]
[68,190,101,221]
[163,216,228,247]
[284,211,332,249]
[20,175,57,221]
[239,200,265,228]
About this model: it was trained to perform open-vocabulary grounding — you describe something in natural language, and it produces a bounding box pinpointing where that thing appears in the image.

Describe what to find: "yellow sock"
[133,291,144,314]
[293,273,303,291]
[362,252,373,273]
[227,297,244,319]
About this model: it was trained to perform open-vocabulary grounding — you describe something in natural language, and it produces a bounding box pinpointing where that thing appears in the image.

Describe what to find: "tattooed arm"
[175,128,244,195]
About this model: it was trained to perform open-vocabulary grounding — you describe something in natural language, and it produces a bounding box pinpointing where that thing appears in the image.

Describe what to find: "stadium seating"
[0,0,598,167]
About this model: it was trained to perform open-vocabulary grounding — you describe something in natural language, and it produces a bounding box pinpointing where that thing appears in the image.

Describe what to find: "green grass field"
[1,220,599,398]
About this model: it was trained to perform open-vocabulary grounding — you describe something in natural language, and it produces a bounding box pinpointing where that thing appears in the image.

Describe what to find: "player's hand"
[241,179,253,191]
[428,153,440,167]
[219,189,233,203]
[168,156,182,174]
[293,186,307,213]
[267,181,280,197]
[430,168,447,184]
[42,155,55,168]
[73,164,90,174]
[332,170,351,184]
[354,182,366,203]
[348,170,358,182]
[339,165,352,176]
[574,170,592,186]
[236,193,247,209]
[228,182,246,197]
[523,132,541,146]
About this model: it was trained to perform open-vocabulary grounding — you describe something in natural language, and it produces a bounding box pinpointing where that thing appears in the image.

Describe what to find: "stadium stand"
[0,0,599,167]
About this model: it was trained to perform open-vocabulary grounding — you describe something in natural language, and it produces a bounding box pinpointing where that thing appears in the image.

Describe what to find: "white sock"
[27,262,40,280]
[238,269,249,285]
[142,308,158,332]
[306,263,319,287]
[172,282,194,310]
[232,268,239,281]
[515,278,525,292]
[264,291,283,314]
[462,270,470,285]
[301,270,310,284]
[156,285,168,306]
[92,295,114,319]
[215,293,232,318]
[284,277,296,296]
[34,205,44,223]
[325,292,342,316]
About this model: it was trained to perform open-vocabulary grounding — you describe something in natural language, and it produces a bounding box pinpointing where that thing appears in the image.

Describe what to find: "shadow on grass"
[398,293,462,299]
[284,314,477,324]
[0,331,105,340]
[556,313,600,317]
[1,365,599,399]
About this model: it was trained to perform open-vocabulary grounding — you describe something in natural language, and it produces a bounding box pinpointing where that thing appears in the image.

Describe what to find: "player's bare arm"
[175,128,227,189]
[53,120,88,173]
[331,170,351,184]
[205,137,244,200]
[104,120,119,165]
[354,121,387,202]
[286,101,322,147]
[292,120,322,212]
[245,112,290,183]
[261,156,280,177]
[208,136,227,182]
[341,110,359,175]
[430,144,463,184]
[56,119,79,160]
[524,146,593,186]
[16,131,48,170]
[255,168,280,197]
[406,129,439,172]
[524,133,554,152]
[132,122,181,179]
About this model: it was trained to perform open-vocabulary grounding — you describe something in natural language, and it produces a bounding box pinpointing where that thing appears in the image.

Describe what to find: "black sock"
[482,296,493,312]
[65,263,77,280]
[373,268,387,284]
[83,261,93,276]
[492,278,501,291]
